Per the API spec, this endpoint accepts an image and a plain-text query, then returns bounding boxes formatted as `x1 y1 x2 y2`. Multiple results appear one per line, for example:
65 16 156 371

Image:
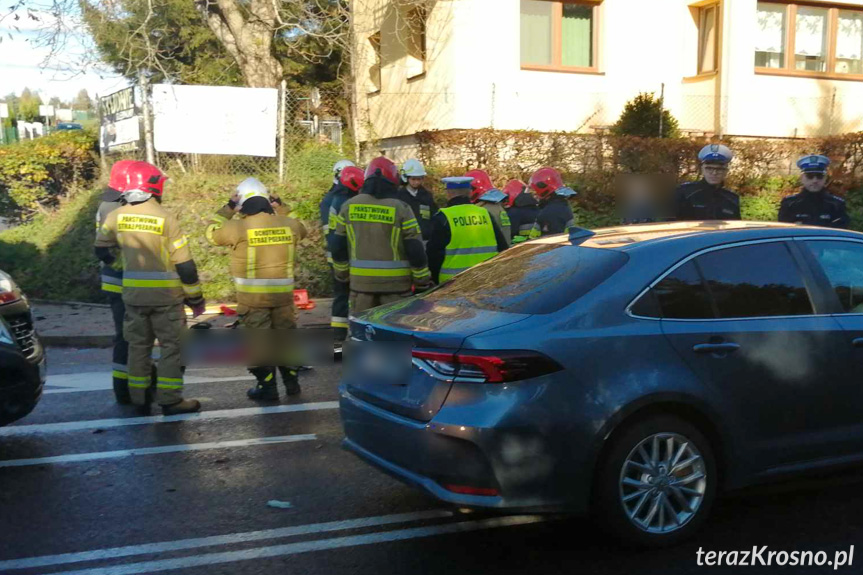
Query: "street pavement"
2 348 863 574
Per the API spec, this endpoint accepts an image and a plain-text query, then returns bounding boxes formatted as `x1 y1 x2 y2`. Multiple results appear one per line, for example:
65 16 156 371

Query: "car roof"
528 221 863 251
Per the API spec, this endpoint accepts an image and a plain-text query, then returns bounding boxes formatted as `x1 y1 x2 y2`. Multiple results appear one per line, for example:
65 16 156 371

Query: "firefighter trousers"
108 293 129 391
237 304 299 386
329 265 350 342
349 291 412 315
124 303 186 406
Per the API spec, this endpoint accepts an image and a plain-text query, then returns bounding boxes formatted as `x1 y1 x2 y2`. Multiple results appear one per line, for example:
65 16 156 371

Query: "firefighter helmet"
125 161 167 198
529 167 566 200
503 179 526 208
365 156 400 185
235 177 269 207
108 160 136 193
340 166 365 192
465 169 494 203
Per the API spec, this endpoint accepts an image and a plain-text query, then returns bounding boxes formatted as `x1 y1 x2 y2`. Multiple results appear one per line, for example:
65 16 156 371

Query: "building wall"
353 0 863 154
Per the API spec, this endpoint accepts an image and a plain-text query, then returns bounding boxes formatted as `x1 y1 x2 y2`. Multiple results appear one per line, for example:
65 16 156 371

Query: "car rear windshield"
423 243 630 314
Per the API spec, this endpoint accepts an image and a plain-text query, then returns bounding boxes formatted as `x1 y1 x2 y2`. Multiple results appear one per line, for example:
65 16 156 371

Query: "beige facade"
353 0 863 160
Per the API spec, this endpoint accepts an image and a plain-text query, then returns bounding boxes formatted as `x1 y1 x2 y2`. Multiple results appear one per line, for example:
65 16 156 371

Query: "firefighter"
427 176 509 284
206 177 308 400
779 155 849 228
320 159 355 351
398 158 439 242
94 161 204 415
466 169 511 247
530 167 578 236
503 179 538 244
673 144 740 221
331 157 432 315
95 159 134 404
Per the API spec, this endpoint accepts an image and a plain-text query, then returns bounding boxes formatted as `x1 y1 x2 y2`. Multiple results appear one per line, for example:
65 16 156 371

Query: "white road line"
44 373 254 395
43 515 547 575
0 401 339 437
0 510 453 571
0 434 316 468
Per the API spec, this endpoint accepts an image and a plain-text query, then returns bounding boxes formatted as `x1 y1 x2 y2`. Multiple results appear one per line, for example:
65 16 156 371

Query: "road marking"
44 373 254 395
0 510 453 571
42 515 547 575
0 401 339 436
0 434 317 468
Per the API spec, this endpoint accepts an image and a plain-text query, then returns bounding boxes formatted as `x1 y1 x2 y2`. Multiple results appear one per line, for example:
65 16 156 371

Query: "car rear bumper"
339 384 589 514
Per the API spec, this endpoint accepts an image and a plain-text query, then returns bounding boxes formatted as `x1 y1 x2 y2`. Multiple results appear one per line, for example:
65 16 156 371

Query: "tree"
18 88 42 122
612 92 680 139
73 89 93 111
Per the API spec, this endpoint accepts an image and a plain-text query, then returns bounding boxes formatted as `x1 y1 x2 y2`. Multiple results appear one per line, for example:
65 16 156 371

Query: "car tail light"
412 349 562 383
0 292 18 305
443 484 500 497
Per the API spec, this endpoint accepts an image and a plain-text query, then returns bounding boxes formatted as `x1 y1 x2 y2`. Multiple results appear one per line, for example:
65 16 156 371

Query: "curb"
31 300 111 309
41 325 333 349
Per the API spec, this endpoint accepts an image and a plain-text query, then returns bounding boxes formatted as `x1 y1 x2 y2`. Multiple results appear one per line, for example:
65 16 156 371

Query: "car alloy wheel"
619 432 707 534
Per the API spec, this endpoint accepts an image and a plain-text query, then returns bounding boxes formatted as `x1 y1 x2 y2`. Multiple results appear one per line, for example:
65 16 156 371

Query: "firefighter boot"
279 366 301 396
161 399 202 416
113 376 131 405
247 367 279 401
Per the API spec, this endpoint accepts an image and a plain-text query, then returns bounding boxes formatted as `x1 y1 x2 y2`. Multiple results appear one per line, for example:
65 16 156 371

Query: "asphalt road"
1 347 863 574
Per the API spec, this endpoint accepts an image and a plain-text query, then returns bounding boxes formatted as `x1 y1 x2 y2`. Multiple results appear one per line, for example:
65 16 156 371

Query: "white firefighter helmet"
236 177 269 207
401 158 427 178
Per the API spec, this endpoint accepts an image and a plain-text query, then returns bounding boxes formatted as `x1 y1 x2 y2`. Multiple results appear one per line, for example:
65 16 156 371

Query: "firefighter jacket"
506 192 539 243
206 204 308 308
331 192 431 294
426 196 509 284
476 200 511 247
535 195 576 236
95 188 125 294
397 185 439 241
95 198 202 307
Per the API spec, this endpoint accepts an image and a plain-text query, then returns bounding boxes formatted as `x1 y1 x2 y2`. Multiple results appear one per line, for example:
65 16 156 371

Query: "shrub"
0 130 99 221
611 92 680 139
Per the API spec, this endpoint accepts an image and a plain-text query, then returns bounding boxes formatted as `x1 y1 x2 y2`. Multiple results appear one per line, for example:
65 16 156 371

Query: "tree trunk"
199 0 284 88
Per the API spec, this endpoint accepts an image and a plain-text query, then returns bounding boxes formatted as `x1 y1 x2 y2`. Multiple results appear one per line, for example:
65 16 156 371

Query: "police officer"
779 155 849 228
94 161 205 416
320 159 355 350
466 170 511 247
331 157 432 315
673 144 740 221
503 179 538 244
206 178 308 400
427 176 510 283
398 158 439 242
530 167 577 237
95 160 134 404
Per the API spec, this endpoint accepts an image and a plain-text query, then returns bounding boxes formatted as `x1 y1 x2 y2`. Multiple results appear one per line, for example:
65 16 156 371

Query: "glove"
185 297 206 318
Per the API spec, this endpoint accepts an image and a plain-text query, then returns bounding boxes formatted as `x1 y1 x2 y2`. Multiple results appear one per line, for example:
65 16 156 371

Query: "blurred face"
407 176 424 189
702 163 728 186
801 171 827 192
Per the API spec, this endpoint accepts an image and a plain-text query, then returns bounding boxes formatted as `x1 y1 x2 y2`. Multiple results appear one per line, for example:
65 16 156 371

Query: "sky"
0 5 130 103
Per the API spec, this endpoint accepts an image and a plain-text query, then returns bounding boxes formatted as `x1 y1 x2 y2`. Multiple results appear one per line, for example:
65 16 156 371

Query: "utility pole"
658 83 665 138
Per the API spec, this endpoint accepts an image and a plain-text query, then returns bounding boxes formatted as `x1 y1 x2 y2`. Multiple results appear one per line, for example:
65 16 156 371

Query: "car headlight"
0 271 21 305
0 318 14 347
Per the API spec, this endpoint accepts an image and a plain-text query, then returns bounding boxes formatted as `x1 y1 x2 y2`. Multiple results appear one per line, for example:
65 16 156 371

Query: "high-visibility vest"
439 204 499 282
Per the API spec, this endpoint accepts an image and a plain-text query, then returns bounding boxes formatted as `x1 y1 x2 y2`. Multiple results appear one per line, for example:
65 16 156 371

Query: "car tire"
593 414 717 548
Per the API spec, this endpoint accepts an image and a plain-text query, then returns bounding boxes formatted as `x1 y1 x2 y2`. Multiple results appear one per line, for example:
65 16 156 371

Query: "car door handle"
852 338 863 348
693 342 740 354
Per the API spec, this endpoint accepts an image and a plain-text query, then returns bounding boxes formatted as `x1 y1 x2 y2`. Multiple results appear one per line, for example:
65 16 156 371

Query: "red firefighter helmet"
340 166 365 192
364 157 400 186
125 161 167 197
108 160 136 192
528 167 565 200
503 179 527 208
465 169 494 203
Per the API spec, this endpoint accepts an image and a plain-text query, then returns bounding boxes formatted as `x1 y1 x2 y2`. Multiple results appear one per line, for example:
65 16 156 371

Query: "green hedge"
0 130 99 221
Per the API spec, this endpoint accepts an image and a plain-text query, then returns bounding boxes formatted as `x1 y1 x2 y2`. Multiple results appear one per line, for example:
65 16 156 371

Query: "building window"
755 2 863 78
520 0 599 72
698 5 718 73
404 5 427 79
368 32 382 93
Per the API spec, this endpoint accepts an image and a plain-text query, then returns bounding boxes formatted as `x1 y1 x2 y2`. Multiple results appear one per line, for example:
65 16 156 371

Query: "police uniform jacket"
778 190 849 228
673 180 740 221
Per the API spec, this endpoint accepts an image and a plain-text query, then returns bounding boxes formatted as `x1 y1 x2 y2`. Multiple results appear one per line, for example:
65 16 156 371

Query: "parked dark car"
0 270 45 426
340 221 863 546
55 122 83 131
